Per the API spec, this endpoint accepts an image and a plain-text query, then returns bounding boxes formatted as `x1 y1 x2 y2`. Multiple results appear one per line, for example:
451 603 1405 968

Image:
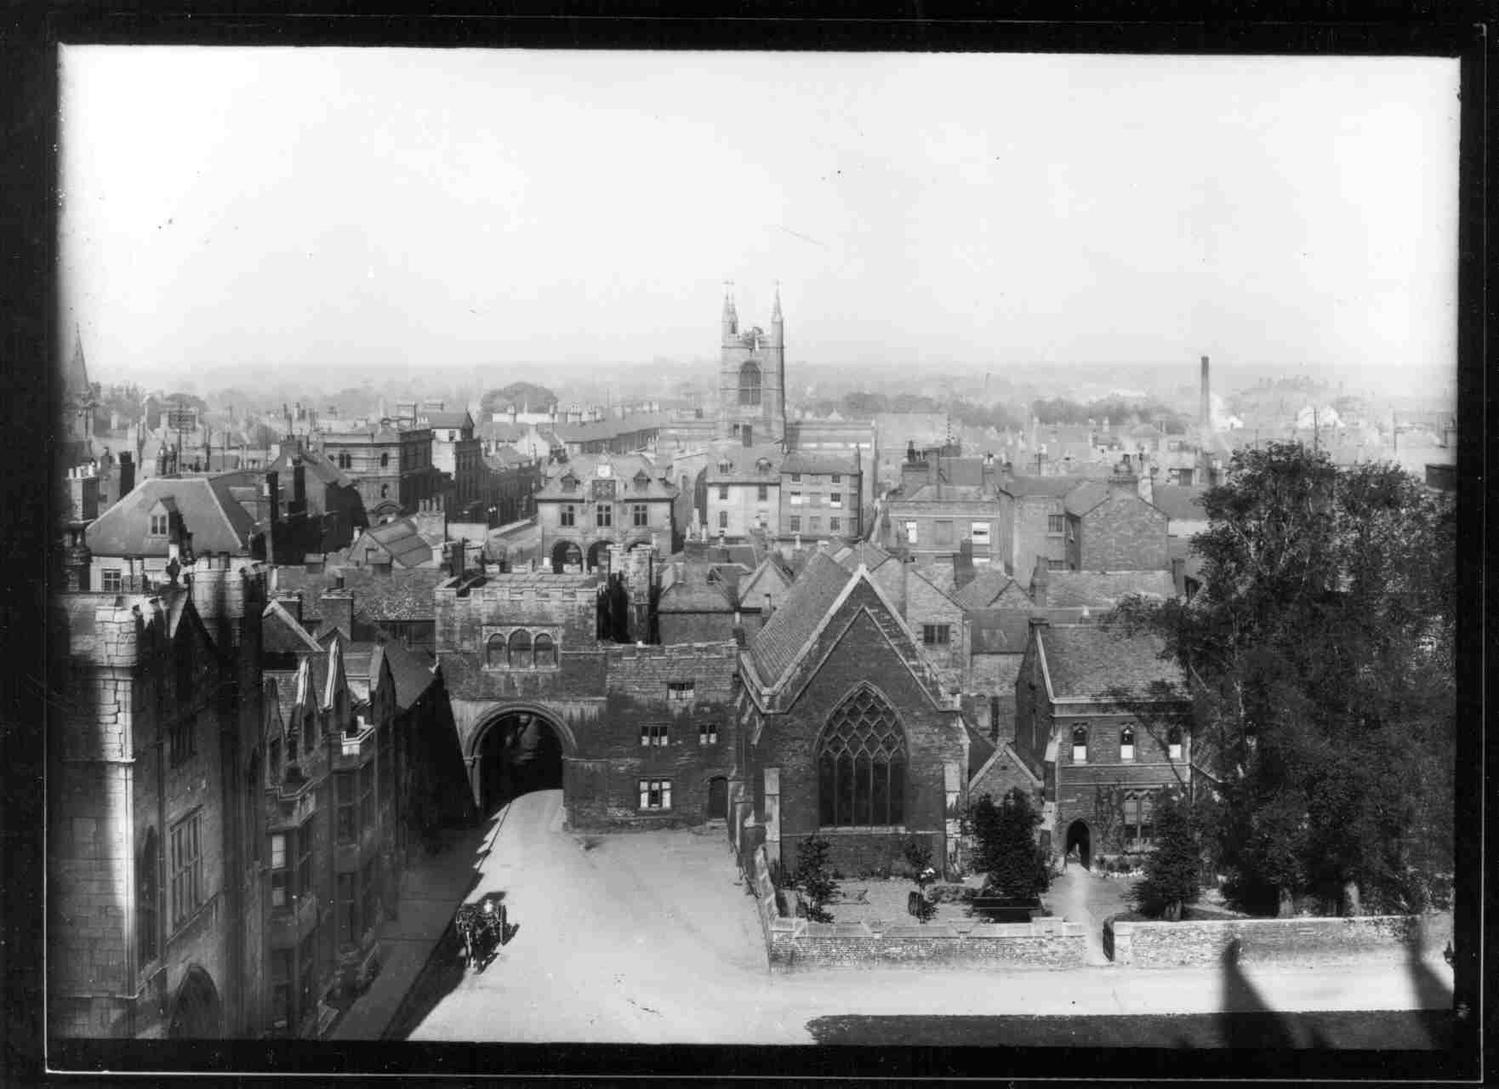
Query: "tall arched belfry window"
817 685 906 827
738 361 762 406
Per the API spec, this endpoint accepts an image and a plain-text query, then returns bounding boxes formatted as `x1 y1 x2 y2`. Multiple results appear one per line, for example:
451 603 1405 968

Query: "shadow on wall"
1406 943 1455 1049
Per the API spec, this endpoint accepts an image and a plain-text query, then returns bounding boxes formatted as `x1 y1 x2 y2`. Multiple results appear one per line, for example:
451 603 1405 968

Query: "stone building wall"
752 589 966 880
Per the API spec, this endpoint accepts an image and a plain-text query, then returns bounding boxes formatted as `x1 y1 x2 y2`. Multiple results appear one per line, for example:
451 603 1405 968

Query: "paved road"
399 789 1454 1046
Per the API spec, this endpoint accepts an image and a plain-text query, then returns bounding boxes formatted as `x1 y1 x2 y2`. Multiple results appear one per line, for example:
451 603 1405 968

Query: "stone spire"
721 281 737 339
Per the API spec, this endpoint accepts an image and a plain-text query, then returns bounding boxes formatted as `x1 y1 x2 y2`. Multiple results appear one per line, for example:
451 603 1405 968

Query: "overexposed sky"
60 48 1459 385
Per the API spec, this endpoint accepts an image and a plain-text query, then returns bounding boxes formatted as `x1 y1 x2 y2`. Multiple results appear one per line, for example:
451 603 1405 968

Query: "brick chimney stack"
1200 355 1211 437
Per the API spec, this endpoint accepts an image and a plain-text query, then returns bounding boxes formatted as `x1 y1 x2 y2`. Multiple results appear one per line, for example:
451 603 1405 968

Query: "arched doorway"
586 540 612 574
474 710 567 815
1065 819 1092 871
550 539 582 573
167 966 222 1039
705 776 728 821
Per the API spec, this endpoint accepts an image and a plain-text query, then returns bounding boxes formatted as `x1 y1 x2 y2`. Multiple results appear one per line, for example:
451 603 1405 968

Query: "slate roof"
353 519 435 568
781 451 858 476
748 550 853 686
1150 484 1209 524
261 599 324 654
549 412 669 442
535 454 676 501
832 539 895 574
374 639 438 709
85 473 260 557
419 410 474 431
703 442 784 482
1040 569 1177 609
1000 475 1092 499
483 447 533 470
268 447 354 489
901 482 991 503
952 567 1028 611
1038 624 1184 700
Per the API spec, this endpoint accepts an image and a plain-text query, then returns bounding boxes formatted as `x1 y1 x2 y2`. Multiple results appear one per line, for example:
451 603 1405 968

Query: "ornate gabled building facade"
47 562 266 1041
733 550 970 880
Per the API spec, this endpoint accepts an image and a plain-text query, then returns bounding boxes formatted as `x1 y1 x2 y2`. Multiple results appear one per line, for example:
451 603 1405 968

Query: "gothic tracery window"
738 361 762 407
817 686 907 828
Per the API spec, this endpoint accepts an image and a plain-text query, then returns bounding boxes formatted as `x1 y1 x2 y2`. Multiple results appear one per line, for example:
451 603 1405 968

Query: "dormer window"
149 512 169 536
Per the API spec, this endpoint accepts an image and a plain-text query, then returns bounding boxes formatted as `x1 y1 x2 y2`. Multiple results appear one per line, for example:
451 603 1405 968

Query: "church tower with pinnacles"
716 285 787 446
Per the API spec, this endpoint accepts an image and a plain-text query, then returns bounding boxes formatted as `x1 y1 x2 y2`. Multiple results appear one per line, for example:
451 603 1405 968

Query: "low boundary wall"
1108 912 1454 968
767 916 1086 971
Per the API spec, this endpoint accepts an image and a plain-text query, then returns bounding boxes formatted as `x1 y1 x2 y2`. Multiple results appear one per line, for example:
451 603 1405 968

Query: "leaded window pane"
817 686 907 829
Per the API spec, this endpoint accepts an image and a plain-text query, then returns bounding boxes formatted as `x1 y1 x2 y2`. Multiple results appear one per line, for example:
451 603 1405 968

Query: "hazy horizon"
61 48 1459 397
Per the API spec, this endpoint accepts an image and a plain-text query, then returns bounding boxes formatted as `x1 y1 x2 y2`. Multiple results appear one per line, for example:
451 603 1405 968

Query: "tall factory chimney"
1199 355 1211 436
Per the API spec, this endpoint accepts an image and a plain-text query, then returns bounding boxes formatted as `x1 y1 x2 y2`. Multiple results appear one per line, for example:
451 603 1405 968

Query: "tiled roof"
1063 481 1110 516
952 567 1027 611
476 420 532 443
1039 624 1184 700
86 473 259 557
483 447 533 470
748 550 852 686
1000 475 1092 499
1041 569 1177 609
1150 484 1209 523
658 569 736 612
273 565 447 622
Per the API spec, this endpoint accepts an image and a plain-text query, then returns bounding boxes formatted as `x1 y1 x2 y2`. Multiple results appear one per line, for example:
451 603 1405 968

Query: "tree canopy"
972 788 1051 901
480 382 558 417
1113 442 1455 916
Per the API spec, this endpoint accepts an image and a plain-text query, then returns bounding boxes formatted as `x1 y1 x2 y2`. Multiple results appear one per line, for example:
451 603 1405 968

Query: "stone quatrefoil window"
817 686 907 828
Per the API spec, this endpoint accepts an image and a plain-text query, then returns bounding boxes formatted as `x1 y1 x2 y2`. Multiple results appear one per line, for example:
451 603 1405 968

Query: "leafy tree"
1111 443 1455 916
1133 791 1202 920
480 382 558 417
794 835 837 923
972 789 1050 900
839 391 888 417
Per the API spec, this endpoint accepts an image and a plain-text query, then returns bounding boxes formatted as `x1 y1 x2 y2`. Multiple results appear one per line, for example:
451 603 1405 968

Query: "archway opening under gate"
167 966 222 1039
1065 819 1092 871
475 711 566 816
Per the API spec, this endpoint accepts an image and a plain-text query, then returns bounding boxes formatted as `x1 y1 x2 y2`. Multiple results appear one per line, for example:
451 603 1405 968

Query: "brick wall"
1109 913 1454 967
903 569 966 690
768 916 1085 970
1010 497 1067 576
1078 493 1169 571
1052 708 1189 855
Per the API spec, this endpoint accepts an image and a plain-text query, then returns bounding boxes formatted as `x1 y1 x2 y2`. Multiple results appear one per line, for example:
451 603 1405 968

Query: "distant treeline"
801 391 1189 435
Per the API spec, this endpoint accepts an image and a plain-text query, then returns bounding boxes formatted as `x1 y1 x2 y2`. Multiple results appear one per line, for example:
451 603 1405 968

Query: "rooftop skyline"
61 48 1458 390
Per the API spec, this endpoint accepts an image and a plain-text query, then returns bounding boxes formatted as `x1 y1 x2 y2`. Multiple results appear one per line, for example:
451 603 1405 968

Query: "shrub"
972 789 1051 900
795 835 837 923
902 835 934 877
1134 790 1203 920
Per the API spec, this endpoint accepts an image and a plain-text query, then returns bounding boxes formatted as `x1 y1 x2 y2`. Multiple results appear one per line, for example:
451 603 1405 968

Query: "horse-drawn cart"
454 898 508 969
